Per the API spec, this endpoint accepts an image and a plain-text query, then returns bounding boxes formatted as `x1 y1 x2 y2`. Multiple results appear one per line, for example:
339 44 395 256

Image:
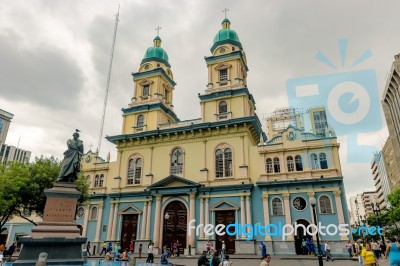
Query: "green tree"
388 188 400 222
0 156 88 232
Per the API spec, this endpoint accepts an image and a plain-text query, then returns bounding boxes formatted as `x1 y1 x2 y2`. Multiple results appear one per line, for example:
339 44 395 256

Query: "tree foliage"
0 156 88 232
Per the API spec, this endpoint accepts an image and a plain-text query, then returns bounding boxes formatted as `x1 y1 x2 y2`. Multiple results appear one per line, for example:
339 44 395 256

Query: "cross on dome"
222 8 229 19
155 26 161 37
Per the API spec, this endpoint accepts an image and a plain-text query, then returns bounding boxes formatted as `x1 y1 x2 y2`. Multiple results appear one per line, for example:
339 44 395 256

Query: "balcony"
158 118 202 129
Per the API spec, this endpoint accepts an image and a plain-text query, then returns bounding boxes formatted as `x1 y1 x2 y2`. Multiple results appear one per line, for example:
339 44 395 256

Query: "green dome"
210 19 242 53
143 46 169 62
141 36 170 67
213 28 240 44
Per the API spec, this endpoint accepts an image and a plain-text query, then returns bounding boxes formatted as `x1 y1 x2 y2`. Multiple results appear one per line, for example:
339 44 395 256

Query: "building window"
170 148 184 175
219 101 228 114
86 175 90 185
271 197 284 215
99 174 104 187
137 115 144 127
90 206 98 220
287 156 294 172
215 146 232 178
165 88 170 102
313 110 328 137
273 157 280 173
143 85 150 97
319 195 333 214
265 158 273 173
311 153 319 169
219 69 228 82
295 155 303 171
319 153 328 169
94 174 99 187
127 158 142 185
292 196 307 211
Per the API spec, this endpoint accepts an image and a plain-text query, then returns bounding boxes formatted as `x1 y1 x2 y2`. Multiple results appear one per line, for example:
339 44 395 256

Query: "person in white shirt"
325 241 333 261
146 242 154 263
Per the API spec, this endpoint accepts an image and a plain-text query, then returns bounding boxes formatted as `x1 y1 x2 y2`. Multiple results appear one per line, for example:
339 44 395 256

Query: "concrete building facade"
371 152 391 210
382 53 400 191
0 109 13 147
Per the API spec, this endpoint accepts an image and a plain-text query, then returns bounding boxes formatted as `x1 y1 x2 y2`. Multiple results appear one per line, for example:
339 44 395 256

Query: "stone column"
145 199 152 239
240 195 246 239
111 202 119 240
189 192 196 247
262 194 272 240
246 195 252 225
200 198 204 239
334 190 348 240
141 201 148 240
94 203 104 244
282 193 293 240
153 195 162 248
82 205 90 236
107 203 115 240
205 198 210 239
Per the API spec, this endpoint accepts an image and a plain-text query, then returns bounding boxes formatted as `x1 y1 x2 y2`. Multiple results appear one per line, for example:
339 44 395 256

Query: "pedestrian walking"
146 242 154 263
362 243 377 266
385 237 400 266
100 241 107 255
346 241 353 258
86 241 91 256
325 241 333 261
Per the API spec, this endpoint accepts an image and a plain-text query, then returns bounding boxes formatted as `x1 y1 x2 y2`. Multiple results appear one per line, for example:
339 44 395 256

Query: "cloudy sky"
1 0 399 203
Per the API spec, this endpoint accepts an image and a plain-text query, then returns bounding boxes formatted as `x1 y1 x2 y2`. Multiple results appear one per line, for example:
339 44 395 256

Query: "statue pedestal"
14 183 87 266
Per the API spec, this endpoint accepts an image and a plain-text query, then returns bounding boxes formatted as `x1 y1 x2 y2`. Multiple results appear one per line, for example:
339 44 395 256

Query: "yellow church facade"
78 18 350 256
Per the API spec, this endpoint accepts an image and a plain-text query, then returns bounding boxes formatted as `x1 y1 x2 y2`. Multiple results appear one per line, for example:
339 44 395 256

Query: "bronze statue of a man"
56 131 84 182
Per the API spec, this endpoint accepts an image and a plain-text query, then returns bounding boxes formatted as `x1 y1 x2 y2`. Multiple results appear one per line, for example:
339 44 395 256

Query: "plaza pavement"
120 256 390 266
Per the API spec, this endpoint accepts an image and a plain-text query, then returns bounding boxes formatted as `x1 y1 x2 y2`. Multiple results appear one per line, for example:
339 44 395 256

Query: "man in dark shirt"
198 251 209 266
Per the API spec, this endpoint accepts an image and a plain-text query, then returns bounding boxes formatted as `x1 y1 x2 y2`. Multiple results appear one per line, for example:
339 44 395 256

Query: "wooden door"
164 201 187 254
120 214 138 250
215 210 236 254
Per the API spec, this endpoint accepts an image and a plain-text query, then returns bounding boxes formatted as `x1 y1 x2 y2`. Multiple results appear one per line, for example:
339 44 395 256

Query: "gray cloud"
0 28 85 110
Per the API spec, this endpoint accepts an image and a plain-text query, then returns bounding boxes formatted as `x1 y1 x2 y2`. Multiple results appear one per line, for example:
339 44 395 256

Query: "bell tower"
199 17 256 123
122 29 179 134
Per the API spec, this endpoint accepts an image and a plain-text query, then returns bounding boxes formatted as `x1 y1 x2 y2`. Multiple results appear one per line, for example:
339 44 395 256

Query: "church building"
77 17 350 256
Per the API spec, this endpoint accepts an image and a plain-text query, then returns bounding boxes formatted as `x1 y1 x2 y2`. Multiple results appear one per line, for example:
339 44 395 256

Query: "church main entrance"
120 214 138 250
294 219 310 255
215 210 236 254
163 201 187 254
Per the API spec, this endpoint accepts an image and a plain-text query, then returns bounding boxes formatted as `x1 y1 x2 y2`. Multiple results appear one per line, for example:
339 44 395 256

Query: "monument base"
14 237 87 265
14 182 86 265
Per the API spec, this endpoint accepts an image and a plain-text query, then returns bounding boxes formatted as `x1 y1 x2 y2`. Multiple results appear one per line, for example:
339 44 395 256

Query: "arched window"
265 158 273 173
273 157 280 173
287 156 294 172
94 174 99 187
127 157 142 185
295 155 303 171
215 146 232 178
219 101 228 114
99 174 104 187
311 154 319 169
136 114 144 127
319 153 328 169
143 85 150 97
170 148 184 175
271 197 284 215
219 69 228 82
86 175 90 184
90 206 98 220
319 195 332 214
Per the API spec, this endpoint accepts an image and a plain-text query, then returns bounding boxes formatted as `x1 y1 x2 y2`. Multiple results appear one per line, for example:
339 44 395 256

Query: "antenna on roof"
97 4 120 156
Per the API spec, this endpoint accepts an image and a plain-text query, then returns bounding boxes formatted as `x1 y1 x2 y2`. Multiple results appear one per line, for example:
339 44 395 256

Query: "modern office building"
382 53 400 190
361 191 377 217
371 152 391 210
382 137 400 190
0 144 31 164
349 194 366 227
0 109 13 147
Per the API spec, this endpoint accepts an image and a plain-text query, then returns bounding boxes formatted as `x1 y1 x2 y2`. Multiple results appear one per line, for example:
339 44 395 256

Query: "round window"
292 196 307 211
77 206 85 218
144 65 149 70
220 47 225 53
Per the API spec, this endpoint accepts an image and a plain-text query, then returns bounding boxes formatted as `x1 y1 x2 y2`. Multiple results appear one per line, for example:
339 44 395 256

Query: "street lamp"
310 197 324 266
371 203 386 250
164 213 170 250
